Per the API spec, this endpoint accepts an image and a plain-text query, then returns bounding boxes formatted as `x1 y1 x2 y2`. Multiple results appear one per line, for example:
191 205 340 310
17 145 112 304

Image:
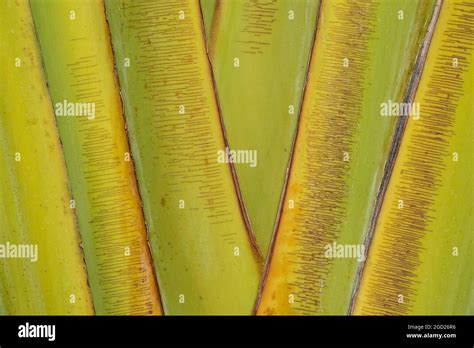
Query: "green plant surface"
257 0 436 315
105 0 262 315
30 0 162 315
354 0 474 315
0 0 93 314
200 0 216 43
210 0 320 256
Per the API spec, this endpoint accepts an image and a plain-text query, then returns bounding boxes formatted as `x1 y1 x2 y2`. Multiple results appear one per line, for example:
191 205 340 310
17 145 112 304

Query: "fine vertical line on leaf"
348 0 444 315
252 0 323 314
102 0 164 315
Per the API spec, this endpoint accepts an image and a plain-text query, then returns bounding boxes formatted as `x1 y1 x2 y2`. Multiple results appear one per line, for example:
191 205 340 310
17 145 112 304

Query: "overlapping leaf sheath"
0 0 93 314
105 0 262 314
353 0 474 315
257 0 437 315
29 0 162 315
210 0 320 255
